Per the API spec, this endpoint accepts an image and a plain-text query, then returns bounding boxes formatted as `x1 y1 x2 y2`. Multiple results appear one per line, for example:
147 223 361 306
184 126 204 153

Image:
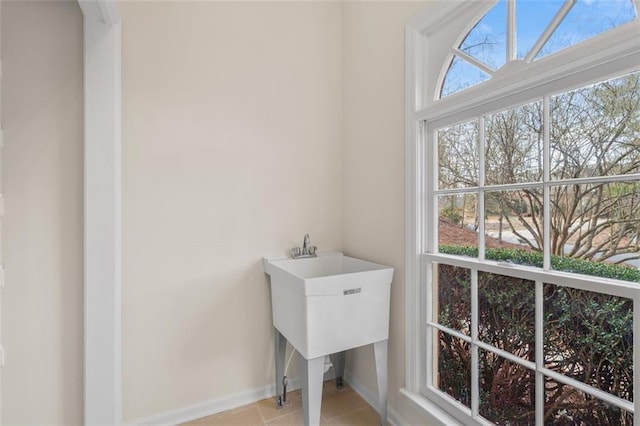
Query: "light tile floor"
181 379 381 425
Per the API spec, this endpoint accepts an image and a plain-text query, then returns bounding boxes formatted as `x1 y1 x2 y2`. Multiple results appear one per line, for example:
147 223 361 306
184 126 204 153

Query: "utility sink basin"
264 251 394 425
263 252 393 360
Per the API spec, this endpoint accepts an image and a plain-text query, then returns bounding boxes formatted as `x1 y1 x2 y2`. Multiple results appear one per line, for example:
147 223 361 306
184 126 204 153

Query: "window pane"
537 0 637 60
479 272 535 361
440 55 491 98
485 101 544 185
459 0 506 69
485 188 544 259
438 120 479 189
479 349 536 425
551 72 640 180
436 264 471 335
544 378 633 425
544 283 633 402
550 183 640 282
438 194 478 256
436 330 471 409
516 0 564 59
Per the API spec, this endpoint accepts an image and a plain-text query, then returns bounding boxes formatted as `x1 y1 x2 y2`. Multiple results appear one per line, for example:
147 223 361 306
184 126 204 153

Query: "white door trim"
77 1 122 424
0 1 4 422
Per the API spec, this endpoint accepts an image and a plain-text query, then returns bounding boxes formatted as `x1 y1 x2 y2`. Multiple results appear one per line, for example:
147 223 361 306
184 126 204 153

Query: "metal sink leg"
302 356 325 426
374 340 388 426
274 328 287 409
330 351 346 389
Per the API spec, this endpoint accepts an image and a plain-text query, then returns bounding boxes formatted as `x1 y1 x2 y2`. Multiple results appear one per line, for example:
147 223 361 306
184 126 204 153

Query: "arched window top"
440 0 639 99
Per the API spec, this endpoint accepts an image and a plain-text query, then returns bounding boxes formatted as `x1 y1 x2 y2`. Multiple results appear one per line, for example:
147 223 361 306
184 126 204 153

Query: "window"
406 1 640 425
440 0 638 98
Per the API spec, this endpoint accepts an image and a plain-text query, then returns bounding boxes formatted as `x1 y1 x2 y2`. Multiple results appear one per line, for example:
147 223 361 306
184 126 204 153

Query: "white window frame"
403 2 640 425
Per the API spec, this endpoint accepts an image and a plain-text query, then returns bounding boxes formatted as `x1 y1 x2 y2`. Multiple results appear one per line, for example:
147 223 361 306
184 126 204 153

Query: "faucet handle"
291 247 301 258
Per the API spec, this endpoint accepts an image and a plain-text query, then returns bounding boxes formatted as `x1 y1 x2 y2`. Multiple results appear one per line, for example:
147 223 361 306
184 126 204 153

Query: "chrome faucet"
291 233 317 259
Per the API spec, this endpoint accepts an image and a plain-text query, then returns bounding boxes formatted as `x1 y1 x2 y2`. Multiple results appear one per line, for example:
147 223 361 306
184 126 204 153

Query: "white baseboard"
126 368 410 426
126 371 335 425
343 371 406 426
125 380 289 426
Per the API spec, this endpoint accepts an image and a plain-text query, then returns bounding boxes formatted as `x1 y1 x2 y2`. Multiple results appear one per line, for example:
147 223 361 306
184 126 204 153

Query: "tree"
548 74 640 262
438 72 640 263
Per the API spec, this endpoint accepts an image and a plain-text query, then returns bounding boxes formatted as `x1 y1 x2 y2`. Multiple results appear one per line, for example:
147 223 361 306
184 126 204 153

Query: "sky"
442 0 638 97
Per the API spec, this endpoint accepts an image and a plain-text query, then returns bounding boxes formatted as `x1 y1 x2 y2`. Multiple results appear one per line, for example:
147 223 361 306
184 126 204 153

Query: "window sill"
399 388 463 426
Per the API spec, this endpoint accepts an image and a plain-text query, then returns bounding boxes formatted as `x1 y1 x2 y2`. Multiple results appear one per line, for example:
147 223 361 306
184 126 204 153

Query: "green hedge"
439 245 640 282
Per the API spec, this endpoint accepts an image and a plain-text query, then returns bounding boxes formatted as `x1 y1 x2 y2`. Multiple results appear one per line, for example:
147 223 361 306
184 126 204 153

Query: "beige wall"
0 0 458 424
121 2 343 420
1 1 84 424
341 2 444 424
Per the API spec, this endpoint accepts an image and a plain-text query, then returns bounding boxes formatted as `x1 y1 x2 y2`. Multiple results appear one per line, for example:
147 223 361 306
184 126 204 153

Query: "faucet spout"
302 233 311 254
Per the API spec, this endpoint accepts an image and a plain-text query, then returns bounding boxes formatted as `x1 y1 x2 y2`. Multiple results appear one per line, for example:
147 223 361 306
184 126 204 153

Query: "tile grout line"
184 379 373 425
255 402 267 426
260 393 303 424
328 406 372 425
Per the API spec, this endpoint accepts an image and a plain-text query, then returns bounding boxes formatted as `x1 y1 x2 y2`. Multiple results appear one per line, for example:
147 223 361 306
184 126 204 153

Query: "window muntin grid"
440 0 639 99
427 260 636 425
425 71 640 424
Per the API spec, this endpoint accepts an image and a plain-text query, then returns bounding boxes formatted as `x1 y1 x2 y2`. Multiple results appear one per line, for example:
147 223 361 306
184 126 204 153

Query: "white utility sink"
263 252 393 426
263 252 393 359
